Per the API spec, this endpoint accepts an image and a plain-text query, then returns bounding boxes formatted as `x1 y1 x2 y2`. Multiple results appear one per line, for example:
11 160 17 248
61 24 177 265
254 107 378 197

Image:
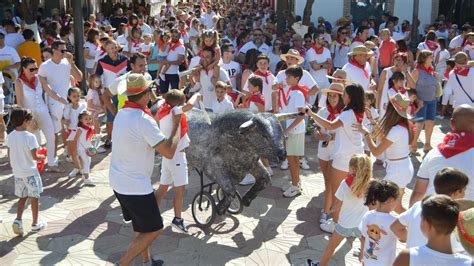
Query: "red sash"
416 64 434 75
79 125 95 141
425 40 438 51
327 104 342 121
19 73 37 90
349 58 369 79
122 100 153 117
454 67 469 77
244 93 265 108
254 70 272 85
169 41 183 52
156 103 188 138
438 131 474 158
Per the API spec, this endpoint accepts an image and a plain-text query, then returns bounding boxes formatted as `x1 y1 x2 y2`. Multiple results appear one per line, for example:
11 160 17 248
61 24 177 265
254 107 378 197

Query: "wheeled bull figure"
185 109 302 216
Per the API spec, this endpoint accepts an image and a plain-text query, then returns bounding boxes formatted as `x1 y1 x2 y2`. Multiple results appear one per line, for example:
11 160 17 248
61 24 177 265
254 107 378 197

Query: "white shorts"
384 158 414 188
331 149 363 172
317 141 334 161
48 101 65 133
15 174 43 198
160 151 188 187
286 133 305 156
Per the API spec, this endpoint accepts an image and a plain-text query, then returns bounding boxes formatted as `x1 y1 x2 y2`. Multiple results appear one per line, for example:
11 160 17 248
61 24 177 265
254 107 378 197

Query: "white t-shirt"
123 40 142 55
435 30 449 39
306 47 331 88
165 43 185 75
242 72 276 111
157 104 190 152
397 201 425 248
417 147 474 200
335 179 369 228
63 102 87 130
139 43 153 56
116 35 127 47
409 245 472 265
449 35 465 50
463 44 474 61
276 68 317 107
5 33 25 48
0 45 21 78
267 51 281 74
331 41 350 68
6 130 39 178
281 89 305 134
38 58 72 100
385 125 410 159
84 42 99 69
359 210 398 266
445 68 474 108
86 89 101 108
221 61 241 90
140 23 153 36
239 41 271 55
342 61 372 91
211 98 234 114
333 110 365 157
434 48 450 74
109 108 165 195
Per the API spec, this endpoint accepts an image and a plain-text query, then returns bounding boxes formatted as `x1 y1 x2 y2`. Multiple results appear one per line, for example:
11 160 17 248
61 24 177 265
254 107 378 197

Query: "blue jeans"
106 95 119 122
415 99 437 123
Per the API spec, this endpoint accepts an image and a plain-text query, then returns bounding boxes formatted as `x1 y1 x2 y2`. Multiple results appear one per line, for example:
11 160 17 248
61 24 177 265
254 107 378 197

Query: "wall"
294 0 344 27
394 0 433 33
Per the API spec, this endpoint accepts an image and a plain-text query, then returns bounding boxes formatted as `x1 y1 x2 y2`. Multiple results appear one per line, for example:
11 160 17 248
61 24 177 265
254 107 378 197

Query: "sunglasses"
274 42 281 46
56 49 67 54
341 32 348 35
28 67 39 72
305 40 312 43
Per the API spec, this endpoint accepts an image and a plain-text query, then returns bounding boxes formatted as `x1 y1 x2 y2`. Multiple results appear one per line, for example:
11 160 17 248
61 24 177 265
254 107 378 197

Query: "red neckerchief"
131 38 141 47
290 85 309 100
19 73 37 90
244 92 265 108
346 109 364 123
180 29 187 37
438 131 474 158
169 41 183 52
345 173 355 186
336 38 348 52
349 57 369 79
327 104 342 121
312 45 324 55
454 66 470 77
122 100 153 117
464 40 474 47
79 125 94 141
227 92 239 102
425 40 438 51
393 85 407 94
156 103 188 138
416 63 434 75
352 36 363 43
254 70 271 85
444 66 453 79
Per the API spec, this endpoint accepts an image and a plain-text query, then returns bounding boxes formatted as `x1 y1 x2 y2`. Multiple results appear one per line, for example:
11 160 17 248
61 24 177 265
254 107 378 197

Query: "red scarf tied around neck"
156 103 188 138
416 63 434 75
19 73 37 90
80 125 95 141
326 104 342 121
169 41 183 52
438 131 474 158
349 57 369 79
454 66 470 77
244 93 265 108
352 36 364 44
425 40 439 51
254 70 272 85
122 100 153 117
312 45 324 55
336 38 348 52
290 85 309 101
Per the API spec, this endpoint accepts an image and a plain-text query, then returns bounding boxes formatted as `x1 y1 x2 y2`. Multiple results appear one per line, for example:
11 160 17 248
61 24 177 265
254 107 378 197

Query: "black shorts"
114 191 164 233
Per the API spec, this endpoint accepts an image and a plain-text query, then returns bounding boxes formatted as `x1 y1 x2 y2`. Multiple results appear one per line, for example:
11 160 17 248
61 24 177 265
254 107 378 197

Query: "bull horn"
274 112 305 121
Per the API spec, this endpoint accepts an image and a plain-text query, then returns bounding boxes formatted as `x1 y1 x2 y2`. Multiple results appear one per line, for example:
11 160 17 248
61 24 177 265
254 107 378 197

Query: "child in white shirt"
7 107 46 235
86 74 104 135
154 90 201 233
307 154 372 266
211 81 234 114
156 31 170 80
74 111 96 186
139 34 153 57
359 179 399 266
363 91 379 155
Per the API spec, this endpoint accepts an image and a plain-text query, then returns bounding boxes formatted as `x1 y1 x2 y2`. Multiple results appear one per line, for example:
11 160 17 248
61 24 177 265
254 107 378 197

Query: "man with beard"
160 28 185 93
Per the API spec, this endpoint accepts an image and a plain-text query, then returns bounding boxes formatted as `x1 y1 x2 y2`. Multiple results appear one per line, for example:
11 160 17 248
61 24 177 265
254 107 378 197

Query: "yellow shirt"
17 41 42 65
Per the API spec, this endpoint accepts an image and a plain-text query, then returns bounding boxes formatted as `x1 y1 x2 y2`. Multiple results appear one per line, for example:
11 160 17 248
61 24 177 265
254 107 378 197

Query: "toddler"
211 81 234 114
139 34 153 57
74 111 96 186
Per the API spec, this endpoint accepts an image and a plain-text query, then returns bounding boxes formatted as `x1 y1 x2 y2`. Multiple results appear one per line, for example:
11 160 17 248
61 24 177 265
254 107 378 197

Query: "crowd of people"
1 0 474 265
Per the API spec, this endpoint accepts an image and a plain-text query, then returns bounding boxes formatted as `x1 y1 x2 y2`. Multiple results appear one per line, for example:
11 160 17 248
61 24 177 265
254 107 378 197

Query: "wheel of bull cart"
191 191 216 228
216 187 244 215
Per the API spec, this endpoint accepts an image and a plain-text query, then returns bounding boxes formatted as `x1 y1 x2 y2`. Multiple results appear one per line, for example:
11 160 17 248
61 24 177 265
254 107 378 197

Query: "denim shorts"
335 223 362 238
415 99 437 123
106 95 119 122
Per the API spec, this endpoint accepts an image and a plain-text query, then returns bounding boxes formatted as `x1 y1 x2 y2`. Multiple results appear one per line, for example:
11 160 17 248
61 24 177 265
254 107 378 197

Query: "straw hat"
321 83 344 95
348 45 374 56
280 49 305 65
388 93 412 119
455 205 474 256
326 69 348 81
118 73 153 96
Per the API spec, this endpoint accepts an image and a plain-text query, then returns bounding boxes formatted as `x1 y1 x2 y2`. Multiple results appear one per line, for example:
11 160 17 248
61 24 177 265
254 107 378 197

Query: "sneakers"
280 159 288 170
320 210 329 224
283 184 302 198
97 146 107 154
306 259 319 266
31 221 46 232
12 219 23 235
239 174 255 185
300 158 310 170
320 218 336 233
65 155 73 163
171 217 188 233
83 177 94 186
69 168 81 177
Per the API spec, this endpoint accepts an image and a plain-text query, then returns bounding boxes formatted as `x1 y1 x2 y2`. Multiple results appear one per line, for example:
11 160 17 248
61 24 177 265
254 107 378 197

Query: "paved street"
0 118 450 265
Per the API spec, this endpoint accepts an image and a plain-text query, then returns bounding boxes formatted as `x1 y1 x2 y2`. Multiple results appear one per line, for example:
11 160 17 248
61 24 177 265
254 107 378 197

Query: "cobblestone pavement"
0 118 450 265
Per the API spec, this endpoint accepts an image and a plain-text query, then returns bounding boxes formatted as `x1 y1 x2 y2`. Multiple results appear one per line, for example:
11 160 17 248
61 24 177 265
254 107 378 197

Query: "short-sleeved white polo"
165 44 185 75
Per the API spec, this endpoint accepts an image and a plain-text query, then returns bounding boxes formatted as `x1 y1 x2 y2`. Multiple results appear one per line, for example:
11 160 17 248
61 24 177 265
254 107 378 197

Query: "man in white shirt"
0 32 21 80
38 40 82 168
160 28 185 93
410 105 474 206
2 20 24 49
220 43 241 91
350 26 369 52
110 73 182 266
342 45 375 91
449 24 472 55
306 34 332 107
138 14 153 36
445 53 474 108
200 8 215 29
237 28 271 63
435 21 450 39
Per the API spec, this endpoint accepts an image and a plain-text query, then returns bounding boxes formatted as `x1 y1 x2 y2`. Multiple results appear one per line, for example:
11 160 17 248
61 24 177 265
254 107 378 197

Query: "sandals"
410 148 420 156
423 145 433 153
